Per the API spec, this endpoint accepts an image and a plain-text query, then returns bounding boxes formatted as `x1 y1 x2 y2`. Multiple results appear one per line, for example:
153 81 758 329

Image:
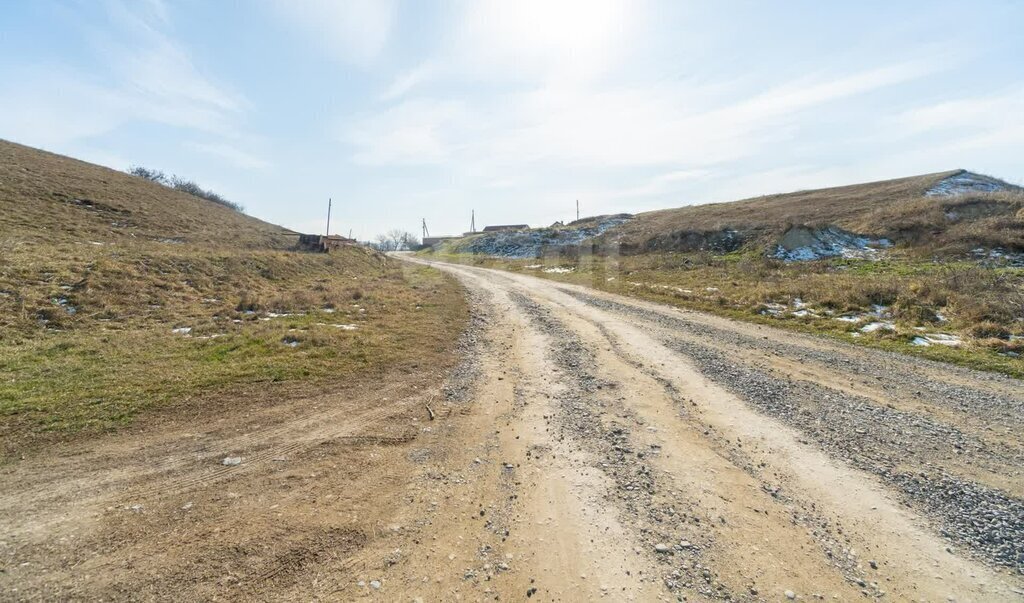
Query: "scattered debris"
53 297 77 315
970 247 1024 267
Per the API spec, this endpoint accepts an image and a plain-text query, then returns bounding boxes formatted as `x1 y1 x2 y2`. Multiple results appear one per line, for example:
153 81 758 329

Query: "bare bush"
126 166 243 212
128 166 169 185
372 229 420 251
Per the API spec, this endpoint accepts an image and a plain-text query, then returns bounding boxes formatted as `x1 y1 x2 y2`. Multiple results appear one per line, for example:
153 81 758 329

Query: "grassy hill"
613 170 1023 255
429 170 1022 260
1 140 293 248
0 140 467 457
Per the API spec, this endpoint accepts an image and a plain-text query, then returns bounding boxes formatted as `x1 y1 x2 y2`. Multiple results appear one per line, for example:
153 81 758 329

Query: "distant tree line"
128 166 244 212
371 229 419 252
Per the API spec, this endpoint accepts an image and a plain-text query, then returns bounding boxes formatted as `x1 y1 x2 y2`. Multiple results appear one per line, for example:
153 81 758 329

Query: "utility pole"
576 199 579 222
422 218 430 239
325 198 332 236
470 209 476 233
348 228 352 240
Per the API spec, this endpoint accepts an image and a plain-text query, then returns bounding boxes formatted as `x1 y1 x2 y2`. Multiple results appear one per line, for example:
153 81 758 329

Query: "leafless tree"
372 229 420 251
373 233 397 252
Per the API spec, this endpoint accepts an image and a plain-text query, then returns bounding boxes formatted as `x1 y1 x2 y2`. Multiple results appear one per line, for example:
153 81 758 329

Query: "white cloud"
0 73 126 148
380 62 437 101
691 165 857 204
613 169 713 199
269 0 395 67
896 88 1024 148
0 0 261 171
346 98 472 165
868 88 1024 184
118 40 243 115
455 0 636 82
347 61 936 174
722 61 938 121
93 0 247 136
187 142 271 170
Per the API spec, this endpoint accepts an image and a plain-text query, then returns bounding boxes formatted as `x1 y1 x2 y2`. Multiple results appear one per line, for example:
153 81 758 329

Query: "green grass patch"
0 247 467 455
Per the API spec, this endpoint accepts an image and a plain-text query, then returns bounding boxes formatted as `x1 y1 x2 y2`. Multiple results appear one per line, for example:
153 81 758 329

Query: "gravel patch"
666 337 1024 572
564 289 1024 573
440 287 492 405
563 289 1023 430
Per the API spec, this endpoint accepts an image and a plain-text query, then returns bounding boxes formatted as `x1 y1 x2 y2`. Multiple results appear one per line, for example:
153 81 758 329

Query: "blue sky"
2 1 1023 239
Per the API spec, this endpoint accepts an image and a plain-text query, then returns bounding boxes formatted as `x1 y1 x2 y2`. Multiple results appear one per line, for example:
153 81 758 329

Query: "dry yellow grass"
610 170 1023 253
424 169 1022 377
430 250 1024 378
0 140 468 457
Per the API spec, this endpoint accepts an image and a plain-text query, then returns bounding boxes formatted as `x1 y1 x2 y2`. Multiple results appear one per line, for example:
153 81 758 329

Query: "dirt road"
3 259 1023 601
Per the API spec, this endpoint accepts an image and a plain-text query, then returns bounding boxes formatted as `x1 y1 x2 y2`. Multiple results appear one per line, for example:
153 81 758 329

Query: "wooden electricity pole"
325 198 332 236
576 199 579 222
422 218 430 239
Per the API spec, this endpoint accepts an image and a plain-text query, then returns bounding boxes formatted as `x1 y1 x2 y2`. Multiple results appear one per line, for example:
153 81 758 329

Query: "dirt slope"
4 256 1021 601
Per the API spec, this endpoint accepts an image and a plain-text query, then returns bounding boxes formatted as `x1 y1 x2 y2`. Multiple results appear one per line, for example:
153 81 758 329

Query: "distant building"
422 236 457 247
296 234 355 252
482 224 529 232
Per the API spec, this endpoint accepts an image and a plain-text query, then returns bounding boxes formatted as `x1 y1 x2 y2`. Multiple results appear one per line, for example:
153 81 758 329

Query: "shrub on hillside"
128 166 169 185
127 165 243 212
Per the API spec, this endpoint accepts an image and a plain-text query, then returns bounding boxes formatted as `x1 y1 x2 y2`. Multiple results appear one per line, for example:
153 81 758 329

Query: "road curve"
2 256 1021 601
389 256 1024 602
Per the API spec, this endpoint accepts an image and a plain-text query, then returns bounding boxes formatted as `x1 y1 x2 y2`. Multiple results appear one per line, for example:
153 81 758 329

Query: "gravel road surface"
2 256 1021 601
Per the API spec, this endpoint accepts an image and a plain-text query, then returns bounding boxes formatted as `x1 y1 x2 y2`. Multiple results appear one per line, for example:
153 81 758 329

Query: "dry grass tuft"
433 250 1024 378
0 140 469 457
606 170 1023 255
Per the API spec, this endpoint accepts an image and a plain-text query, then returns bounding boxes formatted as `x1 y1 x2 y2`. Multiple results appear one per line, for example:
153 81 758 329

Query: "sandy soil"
2 258 1022 602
